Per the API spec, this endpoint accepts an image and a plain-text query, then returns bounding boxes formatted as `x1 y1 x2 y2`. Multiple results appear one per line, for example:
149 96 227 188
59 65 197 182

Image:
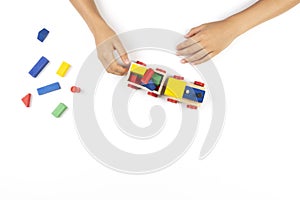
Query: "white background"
1 0 300 199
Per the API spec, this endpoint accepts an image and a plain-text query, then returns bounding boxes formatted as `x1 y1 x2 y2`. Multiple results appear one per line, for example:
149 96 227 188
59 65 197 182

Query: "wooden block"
37 28 49 42
28 56 49 78
71 86 81 93
151 73 163 86
129 74 138 83
164 78 186 99
141 68 155 84
37 82 61 95
21 93 31 107
56 61 71 77
130 63 147 75
52 103 68 118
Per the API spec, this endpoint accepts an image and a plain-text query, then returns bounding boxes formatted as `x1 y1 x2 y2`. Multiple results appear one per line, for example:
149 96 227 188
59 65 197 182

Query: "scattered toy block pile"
22 28 81 118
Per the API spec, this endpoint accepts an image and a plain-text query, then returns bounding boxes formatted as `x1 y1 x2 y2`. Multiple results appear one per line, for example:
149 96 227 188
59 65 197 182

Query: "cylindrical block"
71 86 81 93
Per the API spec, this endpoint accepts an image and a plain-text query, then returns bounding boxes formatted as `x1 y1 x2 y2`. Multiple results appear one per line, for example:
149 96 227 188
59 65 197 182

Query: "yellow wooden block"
164 78 186 99
130 63 147 75
56 61 71 77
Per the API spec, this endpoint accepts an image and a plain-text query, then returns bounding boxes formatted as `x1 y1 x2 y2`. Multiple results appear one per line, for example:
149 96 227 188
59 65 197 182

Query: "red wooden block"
194 81 205 87
147 92 158 98
141 68 154 84
167 98 178 104
136 61 146 66
173 75 184 80
187 105 198 109
156 68 166 74
71 86 81 93
22 93 31 107
129 74 138 83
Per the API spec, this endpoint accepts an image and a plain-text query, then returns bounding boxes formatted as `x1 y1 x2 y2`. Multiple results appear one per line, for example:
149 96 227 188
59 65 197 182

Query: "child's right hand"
94 24 130 76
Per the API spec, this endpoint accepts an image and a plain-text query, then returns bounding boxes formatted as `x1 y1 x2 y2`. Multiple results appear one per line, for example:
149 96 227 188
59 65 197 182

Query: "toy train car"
126 61 206 109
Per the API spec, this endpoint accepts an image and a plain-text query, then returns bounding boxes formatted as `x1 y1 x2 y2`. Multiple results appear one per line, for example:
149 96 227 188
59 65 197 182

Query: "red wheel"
187 105 198 109
173 75 184 80
128 84 139 89
167 98 178 103
147 92 158 98
156 68 166 74
194 81 205 87
136 61 146 66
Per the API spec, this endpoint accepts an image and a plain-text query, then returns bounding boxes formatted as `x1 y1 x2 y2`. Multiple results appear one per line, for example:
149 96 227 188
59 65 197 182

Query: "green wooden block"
52 103 68 118
151 73 163 86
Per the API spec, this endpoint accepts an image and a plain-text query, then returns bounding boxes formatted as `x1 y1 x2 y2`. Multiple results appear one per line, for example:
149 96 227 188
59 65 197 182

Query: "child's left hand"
176 20 238 65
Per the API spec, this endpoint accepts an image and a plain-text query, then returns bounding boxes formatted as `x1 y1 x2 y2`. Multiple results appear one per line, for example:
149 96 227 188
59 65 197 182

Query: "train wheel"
194 81 205 87
156 68 166 74
128 84 139 89
136 61 146 66
187 105 198 109
173 75 184 80
167 98 178 103
147 92 158 98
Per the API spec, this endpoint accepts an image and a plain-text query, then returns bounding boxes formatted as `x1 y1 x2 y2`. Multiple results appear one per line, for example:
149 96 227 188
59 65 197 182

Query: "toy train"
126 61 206 109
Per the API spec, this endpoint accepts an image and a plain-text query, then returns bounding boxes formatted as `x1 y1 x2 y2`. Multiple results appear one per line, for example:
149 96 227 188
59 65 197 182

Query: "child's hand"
94 25 130 76
176 20 238 65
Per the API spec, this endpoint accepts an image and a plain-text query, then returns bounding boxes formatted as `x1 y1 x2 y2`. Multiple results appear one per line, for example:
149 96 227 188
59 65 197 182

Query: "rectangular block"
141 68 155 84
142 80 156 91
151 73 163 86
56 61 71 77
164 78 186 99
52 103 68 118
130 63 147 75
37 82 61 95
129 73 138 83
29 56 49 78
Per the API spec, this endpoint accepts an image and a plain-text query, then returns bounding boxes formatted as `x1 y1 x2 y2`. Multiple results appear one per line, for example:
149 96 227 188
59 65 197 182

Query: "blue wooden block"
183 86 205 103
37 28 49 42
142 80 156 91
37 82 61 95
29 56 49 78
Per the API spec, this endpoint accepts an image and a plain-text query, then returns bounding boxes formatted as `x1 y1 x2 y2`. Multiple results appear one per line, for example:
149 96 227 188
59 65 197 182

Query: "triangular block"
22 93 31 107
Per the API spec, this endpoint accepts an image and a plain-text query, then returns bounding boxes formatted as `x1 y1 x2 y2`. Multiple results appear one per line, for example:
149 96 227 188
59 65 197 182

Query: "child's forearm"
227 0 300 36
70 0 107 36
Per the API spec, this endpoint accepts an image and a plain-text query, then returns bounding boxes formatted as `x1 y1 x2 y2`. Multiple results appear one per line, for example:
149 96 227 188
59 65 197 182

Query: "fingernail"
125 58 130 64
181 59 186 64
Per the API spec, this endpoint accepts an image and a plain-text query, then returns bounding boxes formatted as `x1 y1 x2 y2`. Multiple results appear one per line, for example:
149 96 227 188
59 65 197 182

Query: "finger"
107 61 129 76
183 49 210 63
106 68 123 76
185 26 202 38
114 39 130 65
176 36 199 50
191 52 214 65
177 42 204 56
